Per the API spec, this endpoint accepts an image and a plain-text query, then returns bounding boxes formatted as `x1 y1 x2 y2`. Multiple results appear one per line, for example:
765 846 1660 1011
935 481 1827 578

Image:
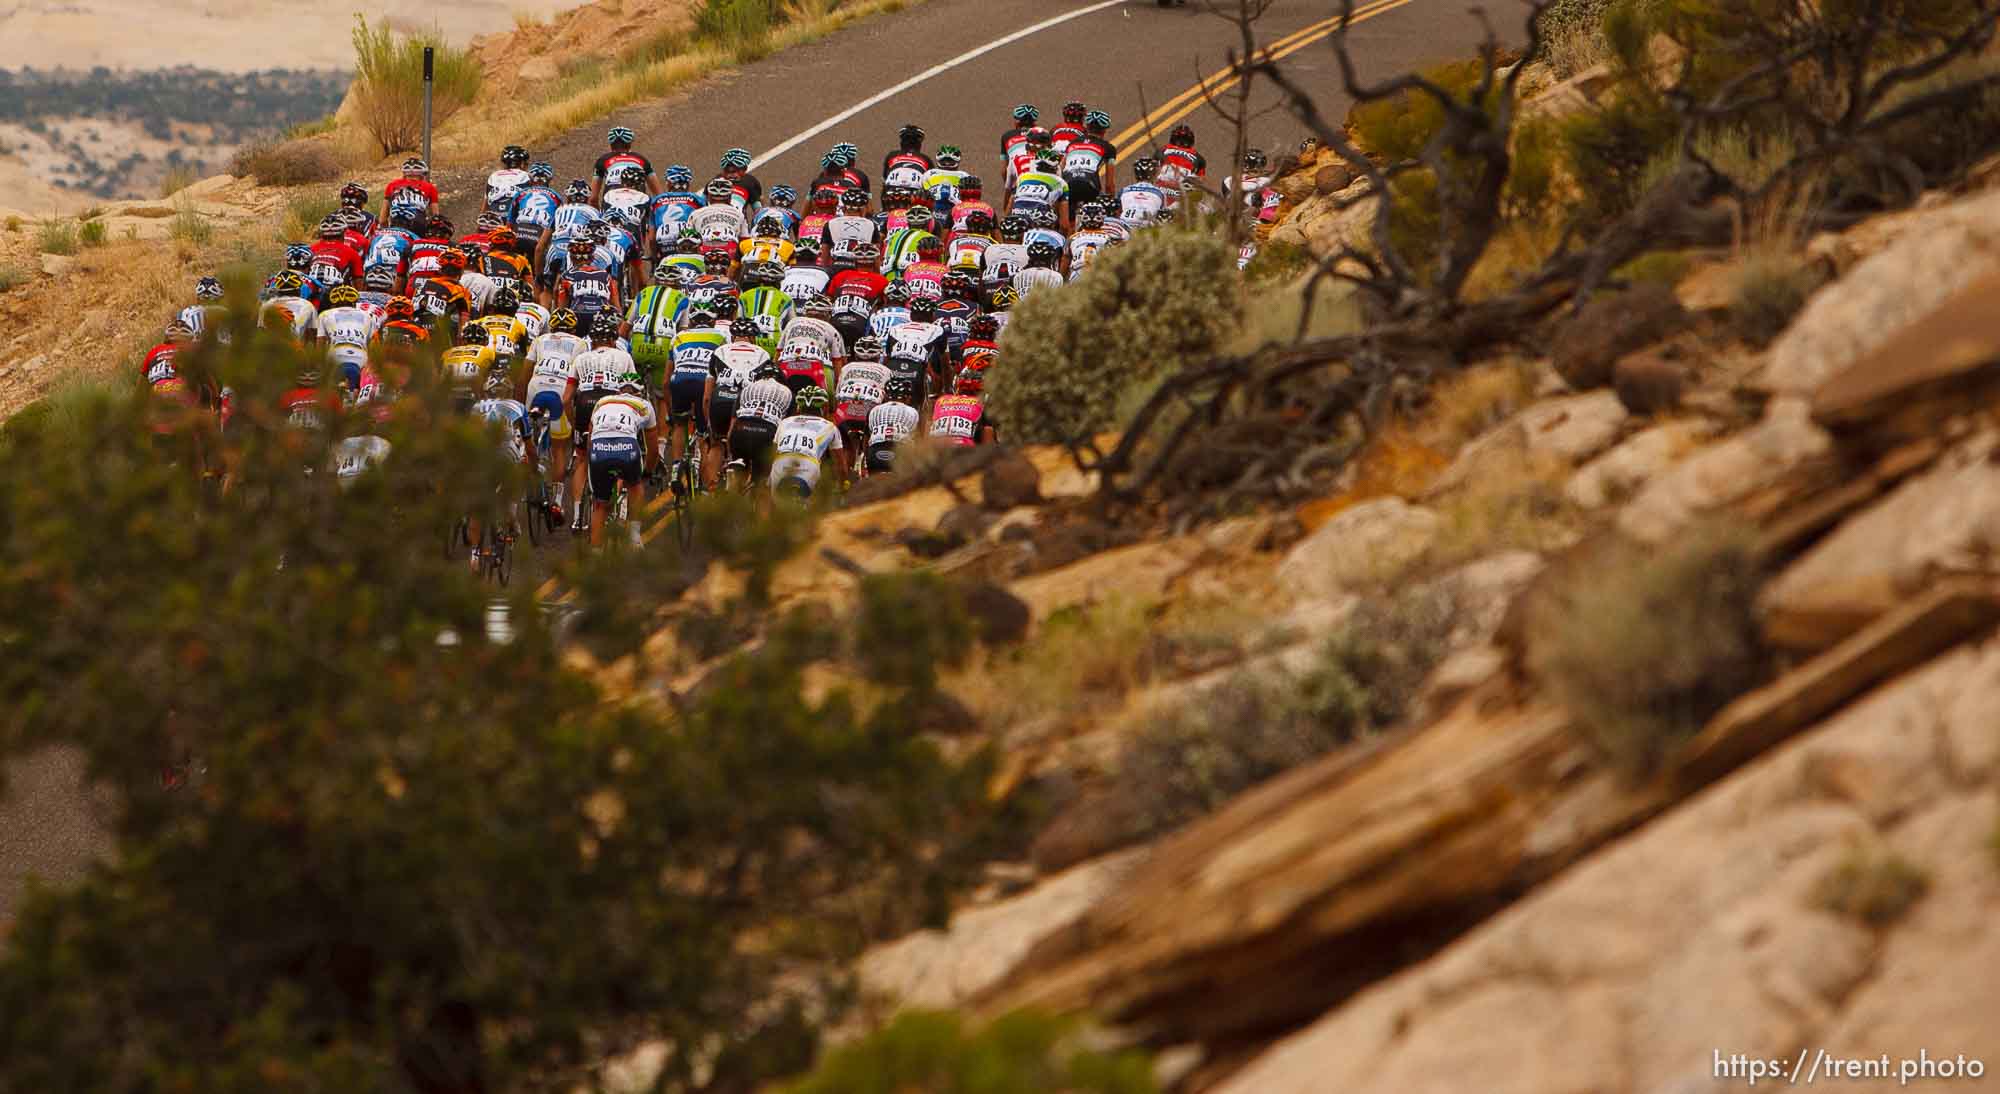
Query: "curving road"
11 0 1509 924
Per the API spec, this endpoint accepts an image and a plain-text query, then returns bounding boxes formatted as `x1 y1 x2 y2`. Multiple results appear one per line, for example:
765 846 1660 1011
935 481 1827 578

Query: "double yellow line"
1113 0 1419 159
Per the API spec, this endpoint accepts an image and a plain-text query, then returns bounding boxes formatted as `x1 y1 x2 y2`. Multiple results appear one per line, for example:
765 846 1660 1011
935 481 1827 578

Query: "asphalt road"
10 0 1511 925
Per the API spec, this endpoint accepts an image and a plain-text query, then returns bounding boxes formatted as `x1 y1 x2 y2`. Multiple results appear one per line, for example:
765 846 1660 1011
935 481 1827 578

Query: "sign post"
421 46 435 166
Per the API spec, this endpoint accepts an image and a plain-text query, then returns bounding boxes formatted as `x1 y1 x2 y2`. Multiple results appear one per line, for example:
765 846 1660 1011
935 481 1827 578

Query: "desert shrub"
0 265 24 294
696 0 780 48
157 163 200 198
280 192 340 242
1556 87 1678 229
621 24 693 67
1613 249 1692 287
35 218 78 255
1528 522 1769 778
1116 584 1458 835
1729 253 1823 345
791 1009 1155 1094
229 139 342 185
285 114 339 140
1242 238 1310 282
989 229 1238 443
349 15 483 155
4 215 20 231
77 218 107 248
1427 458 1579 568
170 196 213 245
1348 58 1492 162
1813 847 1930 926
1422 358 1540 447
1540 0 1616 78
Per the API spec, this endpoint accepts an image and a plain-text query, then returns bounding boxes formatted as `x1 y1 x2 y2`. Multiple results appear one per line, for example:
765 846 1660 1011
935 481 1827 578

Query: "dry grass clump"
1812 846 1929 927
229 140 343 186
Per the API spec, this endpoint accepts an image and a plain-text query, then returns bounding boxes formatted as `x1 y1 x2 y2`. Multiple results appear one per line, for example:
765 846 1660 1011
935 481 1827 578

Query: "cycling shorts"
668 375 709 433
769 454 820 500
866 441 899 473
327 344 367 391
709 395 738 428
728 417 778 471
528 389 569 440
588 436 643 501
1062 172 1103 204
572 390 608 442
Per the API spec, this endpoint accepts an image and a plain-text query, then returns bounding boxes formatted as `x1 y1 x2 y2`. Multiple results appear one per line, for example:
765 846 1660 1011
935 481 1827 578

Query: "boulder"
1518 390 1629 464
1760 431 2000 650
1613 351 1687 416
1565 420 1716 510
1430 550 1545 645
1275 497 1440 598
1762 186 2000 397
1314 163 1355 194
1267 176 1374 257
1809 270 2000 446
1550 284 1690 391
1031 791 1152 873
39 254 72 278
979 448 1042 510
1617 398 1835 543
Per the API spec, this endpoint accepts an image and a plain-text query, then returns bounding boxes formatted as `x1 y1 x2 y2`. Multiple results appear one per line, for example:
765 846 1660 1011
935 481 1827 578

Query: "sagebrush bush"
1729 253 1822 346
35 218 78 256
1528 522 1768 778
790 1009 1156 1094
0 265 24 294
1813 847 1929 926
229 139 342 186
77 219 107 248
349 15 482 155
157 163 199 198
989 229 1239 443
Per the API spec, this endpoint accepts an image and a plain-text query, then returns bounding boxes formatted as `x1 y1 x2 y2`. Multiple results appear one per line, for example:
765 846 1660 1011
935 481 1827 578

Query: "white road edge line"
749 0 1133 171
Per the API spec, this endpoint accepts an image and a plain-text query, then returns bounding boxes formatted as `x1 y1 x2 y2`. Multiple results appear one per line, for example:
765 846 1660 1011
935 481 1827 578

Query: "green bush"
157 163 200 198
77 218 107 248
1348 58 1491 162
35 218 78 255
696 0 779 48
280 191 340 242
989 229 1239 443
1812 847 1930 926
1556 87 1678 229
1528 522 1769 778
0 265 23 294
229 139 342 186
170 196 213 245
349 15 482 155
791 1009 1157 1094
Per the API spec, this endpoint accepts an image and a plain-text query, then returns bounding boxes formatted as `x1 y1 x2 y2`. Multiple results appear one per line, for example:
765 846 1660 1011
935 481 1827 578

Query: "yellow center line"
1109 0 1398 151
1116 0 1420 159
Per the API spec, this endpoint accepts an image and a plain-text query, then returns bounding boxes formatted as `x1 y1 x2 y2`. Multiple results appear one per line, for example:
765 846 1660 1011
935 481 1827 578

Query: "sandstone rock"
39 254 72 278
1617 398 1834 543
935 502 993 545
1760 431 2000 650
960 580 1031 645
1565 420 1715 510
1519 389 1629 464
517 55 561 83
1031 791 1151 873
859 849 1147 1011
1267 176 1374 256
1810 270 2000 445
979 448 1042 510
1550 284 1689 391
1763 187 2000 397
1413 643 1507 722
1275 497 1440 598
1613 351 1686 416
1431 550 1545 645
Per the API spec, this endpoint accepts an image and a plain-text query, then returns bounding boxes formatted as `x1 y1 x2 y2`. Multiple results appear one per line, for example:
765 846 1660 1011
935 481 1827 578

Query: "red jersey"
958 338 998 377
383 177 439 212
949 200 996 234
279 387 341 433
1051 123 1086 151
900 261 947 299
595 151 653 185
828 268 888 303
308 240 364 287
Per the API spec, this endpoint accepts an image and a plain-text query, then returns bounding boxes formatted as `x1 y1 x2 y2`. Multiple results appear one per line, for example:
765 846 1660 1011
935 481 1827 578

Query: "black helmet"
997 215 1027 242
620 165 647 188
881 281 910 306
285 243 312 271
550 308 579 332
194 275 225 301
907 295 937 321
729 316 762 340
1132 156 1159 180
339 181 368 207
941 271 976 300
1078 201 1106 226
751 362 784 383
502 144 529 167
460 321 487 344
1062 101 1087 122
1243 148 1268 171
1169 123 1195 145
591 313 621 340
964 210 996 235
564 180 591 202
968 313 999 339
960 174 983 195
885 375 917 403
839 189 868 209
492 287 520 314
1027 241 1060 264
899 123 925 146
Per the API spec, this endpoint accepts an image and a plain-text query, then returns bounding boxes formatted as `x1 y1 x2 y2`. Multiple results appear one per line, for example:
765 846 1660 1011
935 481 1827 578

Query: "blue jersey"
551 202 600 244
648 191 702 236
670 329 725 381
867 305 911 342
512 185 562 233
756 207 802 236
365 228 414 272
471 398 531 459
1024 226 1066 252
594 226 638 279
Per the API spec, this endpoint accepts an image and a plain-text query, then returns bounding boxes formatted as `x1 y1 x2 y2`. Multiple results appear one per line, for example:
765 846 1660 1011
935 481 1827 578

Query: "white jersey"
527 331 589 398
982 242 1030 286
589 392 657 440
1066 230 1113 281
770 415 843 493
735 378 793 426
711 342 772 385
570 346 637 393
779 316 843 366
822 215 877 262
779 264 830 300
486 167 530 209
460 270 498 313
515 302 551 339
867 400 920 446
260 297 317 338
1012 267 1065 298
885 320 944 366
178 303 228 340
833 360 889 407
602 186 651 223
316 305 375 347
689 204 748 243
1117 182 1168 224
332 435 392 483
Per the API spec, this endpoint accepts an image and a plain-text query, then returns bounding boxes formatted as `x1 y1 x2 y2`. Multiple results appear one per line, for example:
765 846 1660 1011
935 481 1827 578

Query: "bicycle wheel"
671 462 696 551
524 489 546 548
492 528 515 587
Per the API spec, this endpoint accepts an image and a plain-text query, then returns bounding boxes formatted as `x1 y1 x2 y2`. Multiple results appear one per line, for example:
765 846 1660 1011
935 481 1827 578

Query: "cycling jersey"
177 303 228 341
511 185 562 234
279 386 340 433
516 303 551 339
867 399 920 448
882 163 928 192
647 190 702 239
550 202 601 247
900 261 948 299
486 167 531 213
1011 170 1068 214
821 215 878 264
739 286 794 355
770 414 843 495
929 393 988 445
602 185 650 224
958 338 999 381
981 242 1030 287
1061 137 1115 200
779 316 843 368
627 284 688 358
780 264 830 300
1067 229 1114 280
461 271 499 315
384 177 438 218
881 227 938 275
475 314 530 359
949 200 996 234
1158 144 1207 190
1118 181 1169 224
140 343 191 409
832 360 889 423
936 298 977 356
260 296 318 339
1051 122 1086 153
1013 266 1065 298
594 151 654 187
711 341 772 391
317 305 375 348
333 435 392 481
481 250 533 296
946 233 992 271
740 236 796 266
689 204 747 243
415 278 473 324
308 240 364 288
365 227 416 274
735 378 793 427
560 265 618 320
1000 125 1047 163
885 320 945 374
570 347 638 402
441 344 496 398
670 328 726 383
1023 226 1067 253
472 397 532 462
868 306 912 343
923 168 968 206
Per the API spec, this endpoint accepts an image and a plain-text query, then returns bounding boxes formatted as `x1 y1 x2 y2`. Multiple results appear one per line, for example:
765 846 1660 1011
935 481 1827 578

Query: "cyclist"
830 142 870 193
567 314 639 529
317 284 376 390
899 235 949 299
949 175 995 235
1062 109 1117 205
178 276 229 342
380 295 430 346
474 288 531 369
545 181 601 290
309 215 364 288
982 215 1031 299
480 226 533 298
467 366 538 569
1006 129 1054 198
1052 101 1089 152
691 177 749 240
1011 148 1070 228
717 146 763 206
831 334 888 471
929 368 999 445
769 385 846 504
924 145 969 218
935 272 980 362
140 319 198 434
593 126 657 204
947 207 996 270
664 305 724 473
443 322 498 412
627 259 688 414
869 280 914 343
602 164 653 229
738 262 795 356
487 144 532 213
526 307 589 510
594 212 641 294
384 157 439 223
259 271 319 341
760 184 803 235
415 248 475 326
827 242 886 347
646 164 703 261
515 297 551 340
958 312 1001 390
725 362 793 498
822 187 877 266
511 162 563 266
585 379 659 548
889 294 949 398
338 181 379 237
780 236 830 297
1067 201 1117 280
1014 241 1066 298
556 236 620 329
866 374 922 475
809 151 855 201
1157 123 1207 200
366 209 418 284
1000 103 1043 172
740 217 796 267
882 206 939 277
800 186 840 252
1117 156 1170 227
779 293 845 378
1226 148 1277 220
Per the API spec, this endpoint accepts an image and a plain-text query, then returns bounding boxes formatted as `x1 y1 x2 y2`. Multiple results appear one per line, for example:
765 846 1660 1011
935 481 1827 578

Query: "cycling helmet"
502 144 529 168
363 266 397 291
675 229 703 254
898 123 925 145
664 164 694 188
485 362 513 395
475 211 506 232
1027 241 1060 264
1243 148 1269 171
618 378 646 396
389 206 422 230
768 184 797 207
701 245 736 273
1012 103 1040 124
720 147 752 170
997 215 1027 241
964 209 996 235
884 375 917 403
339 181 368 207
793 384 830 414
798 292 832 319
195 275 224 301
955 369 985 396
487 225 518 247
820 151 842 172
298 362 321 386
165 317 195 340
1085 109 1111 131
567 236 595 257
1154 208 1178 225
941 272 975 300
1031 208 1060 229
564 181 591 202
386 296 416 321
606 126 636 146
1034 149 1061 170
936 144 962 167
915 235 944 261
1066 101 1093 124
794 234 821 257
751 361 784 383
727 316 760 341
989 285 1020 310
968 313 999 339
881 281 912 307
852 241 881 263
602 207 632 229
1078 201 1106 227
852 334 884 360
459 321 486 345
529 161 556 183
960 174 983 196
839 189 869 210
904 205 933 228
326 284 361 307
619 165 647 189
590 313 622 340
833 141 859 163
907 295 938 321
402 156 429 176
753 216 784 238
340 208 372 232
428 214 455 238
883 186 914 209
811 185 839 208
586 220 613 242
1132 156 1159 180
549 308 579 333
492 287 521 314
285 244 313 270
704 177 736 203
710 294 740 319
439 248 468 273
1169 123 1196 145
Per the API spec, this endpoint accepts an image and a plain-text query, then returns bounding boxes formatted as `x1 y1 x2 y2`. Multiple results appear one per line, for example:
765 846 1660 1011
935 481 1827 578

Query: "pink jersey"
929 394 984 446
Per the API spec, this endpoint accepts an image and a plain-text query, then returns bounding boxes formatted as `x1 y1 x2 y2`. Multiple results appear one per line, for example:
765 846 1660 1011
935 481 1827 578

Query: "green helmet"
793 385 830 415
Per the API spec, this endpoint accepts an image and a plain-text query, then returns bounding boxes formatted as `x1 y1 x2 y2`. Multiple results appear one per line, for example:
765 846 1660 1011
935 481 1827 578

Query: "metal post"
421 46 435 166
